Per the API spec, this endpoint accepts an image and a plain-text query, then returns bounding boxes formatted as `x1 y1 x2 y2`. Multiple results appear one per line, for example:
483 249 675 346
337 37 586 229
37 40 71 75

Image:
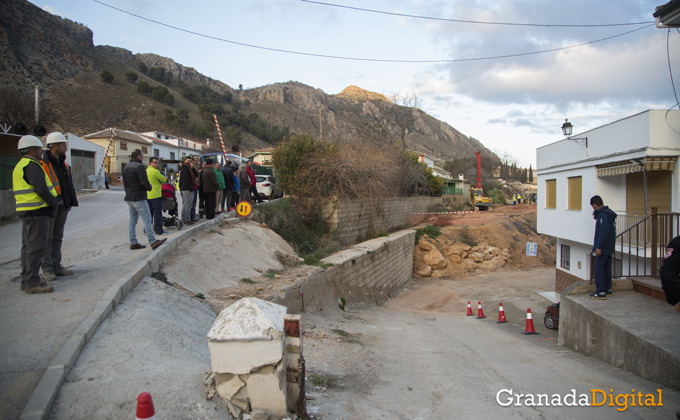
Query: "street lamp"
561 119 588 147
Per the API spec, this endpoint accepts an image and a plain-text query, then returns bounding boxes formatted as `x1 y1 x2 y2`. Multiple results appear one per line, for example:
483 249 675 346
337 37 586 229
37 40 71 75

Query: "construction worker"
13 135 58 294
40 132 79 281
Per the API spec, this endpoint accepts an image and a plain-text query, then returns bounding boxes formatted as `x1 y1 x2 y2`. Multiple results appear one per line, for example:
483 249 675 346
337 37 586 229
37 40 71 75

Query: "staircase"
613 208 678 300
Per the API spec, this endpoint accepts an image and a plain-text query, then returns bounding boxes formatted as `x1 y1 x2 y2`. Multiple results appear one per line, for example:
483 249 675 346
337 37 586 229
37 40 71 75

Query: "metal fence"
614 208 680 279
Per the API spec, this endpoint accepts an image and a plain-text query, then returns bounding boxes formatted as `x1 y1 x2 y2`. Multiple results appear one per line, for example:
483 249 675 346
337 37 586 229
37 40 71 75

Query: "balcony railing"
613 208 679 279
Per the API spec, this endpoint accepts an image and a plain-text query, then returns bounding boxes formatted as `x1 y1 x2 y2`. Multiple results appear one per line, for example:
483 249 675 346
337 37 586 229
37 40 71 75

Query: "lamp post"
561 119 588 147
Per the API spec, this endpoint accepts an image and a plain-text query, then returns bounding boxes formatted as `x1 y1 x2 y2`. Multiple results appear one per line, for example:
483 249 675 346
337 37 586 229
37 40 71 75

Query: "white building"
536 110 679 293
141 131 204 160
65 133 105 190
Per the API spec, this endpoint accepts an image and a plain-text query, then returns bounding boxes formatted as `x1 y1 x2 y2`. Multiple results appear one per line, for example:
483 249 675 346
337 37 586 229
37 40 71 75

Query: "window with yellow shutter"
567 176 582 210
545 179 556 209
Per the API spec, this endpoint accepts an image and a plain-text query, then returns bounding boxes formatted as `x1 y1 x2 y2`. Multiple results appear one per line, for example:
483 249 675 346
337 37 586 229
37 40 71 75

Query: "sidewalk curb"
20 212 241 419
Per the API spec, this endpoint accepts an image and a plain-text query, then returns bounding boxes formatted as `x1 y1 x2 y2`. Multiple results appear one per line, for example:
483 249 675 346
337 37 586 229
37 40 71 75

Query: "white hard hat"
46 132 68 145
17 135 43 150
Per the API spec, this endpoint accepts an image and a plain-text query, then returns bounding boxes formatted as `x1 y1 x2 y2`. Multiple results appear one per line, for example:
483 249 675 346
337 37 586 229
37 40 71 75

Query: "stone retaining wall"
324 197 445 245
278 229 415 313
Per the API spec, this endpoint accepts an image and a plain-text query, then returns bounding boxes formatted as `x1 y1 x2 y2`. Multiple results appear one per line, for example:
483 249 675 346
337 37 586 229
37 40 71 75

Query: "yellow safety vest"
13 157 57 212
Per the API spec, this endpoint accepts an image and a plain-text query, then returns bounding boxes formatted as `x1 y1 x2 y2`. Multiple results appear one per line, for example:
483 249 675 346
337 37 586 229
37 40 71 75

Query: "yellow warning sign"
236 201 252 217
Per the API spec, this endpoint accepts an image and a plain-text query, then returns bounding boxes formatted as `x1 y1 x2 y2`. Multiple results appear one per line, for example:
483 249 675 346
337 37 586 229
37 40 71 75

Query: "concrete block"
119 276 135 298
207 298 286 374
246 363 287 418
72 313 104 341
20 365 65 420
215 374 246 400
91 298 114 322
50 333 85 369
100 284 123 305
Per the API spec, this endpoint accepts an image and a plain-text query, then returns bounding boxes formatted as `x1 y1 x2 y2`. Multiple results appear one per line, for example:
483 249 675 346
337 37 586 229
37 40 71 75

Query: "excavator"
469 151 493 211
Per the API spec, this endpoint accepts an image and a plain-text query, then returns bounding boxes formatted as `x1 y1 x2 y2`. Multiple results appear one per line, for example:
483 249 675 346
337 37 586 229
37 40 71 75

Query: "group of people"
13 134 78 294
177 156 263 225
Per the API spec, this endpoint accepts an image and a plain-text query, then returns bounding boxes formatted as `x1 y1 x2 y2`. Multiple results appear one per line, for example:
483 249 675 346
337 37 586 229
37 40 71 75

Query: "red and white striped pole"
212 114 228 164
97 127 116 177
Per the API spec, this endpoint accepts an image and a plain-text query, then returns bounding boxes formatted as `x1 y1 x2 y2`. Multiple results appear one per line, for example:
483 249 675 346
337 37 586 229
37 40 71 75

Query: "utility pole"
34 85 40 123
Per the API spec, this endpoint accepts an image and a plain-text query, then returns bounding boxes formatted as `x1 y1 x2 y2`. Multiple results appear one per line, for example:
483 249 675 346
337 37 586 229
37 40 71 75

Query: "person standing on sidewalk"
179 157 195 225
214 161 225 214
40 132 79 282
122 149 166 251
13 135 58 294
221 160 235 211
201 158 219 220
660 235 680 313
246 161 263 203
589 195 617 300
238 163 251 203
146 156 168 235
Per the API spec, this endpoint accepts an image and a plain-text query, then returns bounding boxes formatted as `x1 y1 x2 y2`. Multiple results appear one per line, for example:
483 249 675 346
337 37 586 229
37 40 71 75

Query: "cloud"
41 6 68 18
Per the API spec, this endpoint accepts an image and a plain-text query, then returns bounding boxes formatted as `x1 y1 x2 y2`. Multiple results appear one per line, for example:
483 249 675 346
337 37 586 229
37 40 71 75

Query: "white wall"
67 133 105 173
556 238 592 281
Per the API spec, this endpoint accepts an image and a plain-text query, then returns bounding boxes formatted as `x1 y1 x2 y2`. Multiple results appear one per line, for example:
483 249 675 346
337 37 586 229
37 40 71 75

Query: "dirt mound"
413 207 555 279
385 284 461 314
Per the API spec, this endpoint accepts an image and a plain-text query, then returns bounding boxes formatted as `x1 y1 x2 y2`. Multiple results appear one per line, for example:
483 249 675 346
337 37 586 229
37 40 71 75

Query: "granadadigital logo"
496 388 663 411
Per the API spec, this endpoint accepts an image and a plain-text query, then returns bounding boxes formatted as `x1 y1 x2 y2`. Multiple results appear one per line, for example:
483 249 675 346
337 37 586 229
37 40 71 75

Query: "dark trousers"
221 188 231 210
21 215 51 288
205 192 216 219
250 186 263 203
147 197 163 234
231 191 239 208
594 254 612 294
43 203 69 269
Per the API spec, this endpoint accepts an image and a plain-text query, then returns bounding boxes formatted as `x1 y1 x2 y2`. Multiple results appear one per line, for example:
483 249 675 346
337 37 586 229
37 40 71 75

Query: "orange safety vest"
41 159 70 196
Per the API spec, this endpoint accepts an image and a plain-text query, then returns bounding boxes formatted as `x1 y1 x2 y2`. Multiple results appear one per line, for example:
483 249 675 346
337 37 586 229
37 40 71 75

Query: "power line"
92 0 654 63
300 0 656 28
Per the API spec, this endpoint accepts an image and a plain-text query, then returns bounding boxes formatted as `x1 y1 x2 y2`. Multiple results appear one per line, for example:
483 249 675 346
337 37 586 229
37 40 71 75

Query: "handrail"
613 207 679 279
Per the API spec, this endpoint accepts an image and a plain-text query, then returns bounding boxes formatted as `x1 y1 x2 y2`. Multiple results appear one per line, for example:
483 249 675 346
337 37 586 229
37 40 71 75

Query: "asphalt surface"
0 188 218 419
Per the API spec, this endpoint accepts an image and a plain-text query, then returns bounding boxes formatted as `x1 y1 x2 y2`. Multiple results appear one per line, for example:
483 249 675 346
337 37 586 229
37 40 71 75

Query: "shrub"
415 225 441 243
100 70 114 83
125 71 138 84
137 82 150 95
487 188 506 206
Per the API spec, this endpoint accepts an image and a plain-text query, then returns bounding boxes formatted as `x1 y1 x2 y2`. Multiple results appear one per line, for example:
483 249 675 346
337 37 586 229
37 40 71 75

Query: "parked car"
256 175 283 200
544 302 559 330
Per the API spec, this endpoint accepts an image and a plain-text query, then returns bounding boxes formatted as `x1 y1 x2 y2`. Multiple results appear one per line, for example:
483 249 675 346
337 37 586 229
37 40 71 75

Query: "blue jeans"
594 254 612 294
147 197 163 234
127 200 156 245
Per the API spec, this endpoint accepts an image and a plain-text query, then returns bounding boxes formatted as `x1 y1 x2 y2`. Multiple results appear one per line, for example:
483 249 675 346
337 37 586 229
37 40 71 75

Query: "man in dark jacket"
221 160 235 211
122 149 166 251
660 236 680 313
179 156 195 225
13 135 58 294
40 132 79 281
589 195 617 300
201 158 219 220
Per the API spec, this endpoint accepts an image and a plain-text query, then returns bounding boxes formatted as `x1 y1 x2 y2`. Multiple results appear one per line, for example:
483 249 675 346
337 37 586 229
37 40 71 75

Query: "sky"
28 0 680 168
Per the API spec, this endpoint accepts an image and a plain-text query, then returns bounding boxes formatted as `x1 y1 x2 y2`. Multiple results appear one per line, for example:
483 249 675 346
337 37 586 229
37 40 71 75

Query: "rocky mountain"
0 0 498 167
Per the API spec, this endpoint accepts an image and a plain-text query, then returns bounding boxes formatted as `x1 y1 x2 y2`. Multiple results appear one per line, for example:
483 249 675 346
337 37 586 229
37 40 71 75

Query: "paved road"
0 188 186 419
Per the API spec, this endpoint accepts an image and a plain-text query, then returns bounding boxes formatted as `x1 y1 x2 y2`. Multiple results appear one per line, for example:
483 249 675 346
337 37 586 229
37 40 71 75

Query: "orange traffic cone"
136 392 156 420
522 308 539 335
496 302 508 323
466 301 474 316
476 301 486 319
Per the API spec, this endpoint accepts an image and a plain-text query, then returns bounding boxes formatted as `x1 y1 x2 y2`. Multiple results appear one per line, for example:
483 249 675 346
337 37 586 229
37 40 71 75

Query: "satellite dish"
13 123 28 135
33 125 47 136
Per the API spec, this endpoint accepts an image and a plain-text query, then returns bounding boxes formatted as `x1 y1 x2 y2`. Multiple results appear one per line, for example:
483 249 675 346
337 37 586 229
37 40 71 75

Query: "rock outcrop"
414 239 511 278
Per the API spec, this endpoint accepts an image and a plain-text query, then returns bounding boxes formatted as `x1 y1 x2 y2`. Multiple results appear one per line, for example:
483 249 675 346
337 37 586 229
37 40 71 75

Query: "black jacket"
179 164 194 191
221 166 235 190
660 236 680 306
592 206 617 255
42 150 78 208
122 158 151 201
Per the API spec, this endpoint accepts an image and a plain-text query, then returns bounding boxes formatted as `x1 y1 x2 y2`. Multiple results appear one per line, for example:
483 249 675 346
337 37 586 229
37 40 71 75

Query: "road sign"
526 242 537 257
236 201 252 217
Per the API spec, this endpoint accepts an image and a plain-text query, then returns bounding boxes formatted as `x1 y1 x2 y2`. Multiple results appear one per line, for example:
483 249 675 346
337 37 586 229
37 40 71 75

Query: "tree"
100 70 114 83
125 72 138 84
138 62 148 74
0 86 55 126
137 82 150 95
529 164 533 182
